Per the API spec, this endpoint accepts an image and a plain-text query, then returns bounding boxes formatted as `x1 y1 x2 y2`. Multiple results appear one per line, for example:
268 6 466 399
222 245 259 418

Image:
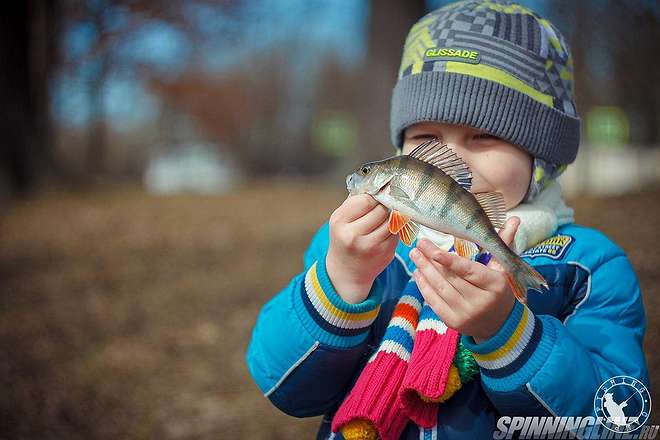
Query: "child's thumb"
487 216 521 272
499 216 520 248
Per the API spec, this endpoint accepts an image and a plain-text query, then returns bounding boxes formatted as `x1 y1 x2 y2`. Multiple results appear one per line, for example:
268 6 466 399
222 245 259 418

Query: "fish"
345 138 548 304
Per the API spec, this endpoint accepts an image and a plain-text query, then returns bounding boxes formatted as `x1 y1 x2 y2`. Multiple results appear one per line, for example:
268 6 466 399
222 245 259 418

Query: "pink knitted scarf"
331 280 479 440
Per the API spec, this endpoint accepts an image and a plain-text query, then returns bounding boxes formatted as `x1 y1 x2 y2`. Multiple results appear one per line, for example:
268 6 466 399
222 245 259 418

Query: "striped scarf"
331 280 479 440
330 180 573 439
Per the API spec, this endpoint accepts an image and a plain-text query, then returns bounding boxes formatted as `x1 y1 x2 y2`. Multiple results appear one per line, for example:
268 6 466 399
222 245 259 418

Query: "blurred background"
0 0 658 438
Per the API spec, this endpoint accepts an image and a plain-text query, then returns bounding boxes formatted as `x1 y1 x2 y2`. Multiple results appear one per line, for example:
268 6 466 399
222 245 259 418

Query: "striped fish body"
372 156 516 268
346 139 548 303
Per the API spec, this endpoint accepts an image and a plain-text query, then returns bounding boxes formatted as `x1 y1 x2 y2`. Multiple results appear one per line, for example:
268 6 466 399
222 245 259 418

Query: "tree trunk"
0 0 59 195
356 0 426 166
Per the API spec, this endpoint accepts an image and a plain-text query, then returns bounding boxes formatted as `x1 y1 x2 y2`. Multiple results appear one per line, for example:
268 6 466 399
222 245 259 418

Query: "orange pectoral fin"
398 221 420 246
388 210 410 235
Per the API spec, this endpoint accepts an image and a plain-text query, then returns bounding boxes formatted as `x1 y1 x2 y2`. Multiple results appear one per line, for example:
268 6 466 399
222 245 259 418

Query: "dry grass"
0 179 658 439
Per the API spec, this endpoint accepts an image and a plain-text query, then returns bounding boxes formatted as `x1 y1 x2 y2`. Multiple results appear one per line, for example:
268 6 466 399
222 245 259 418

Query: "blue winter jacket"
246 222 649 439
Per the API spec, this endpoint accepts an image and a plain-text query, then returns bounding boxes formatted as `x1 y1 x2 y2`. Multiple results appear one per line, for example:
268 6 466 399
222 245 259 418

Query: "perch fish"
345 139 547 303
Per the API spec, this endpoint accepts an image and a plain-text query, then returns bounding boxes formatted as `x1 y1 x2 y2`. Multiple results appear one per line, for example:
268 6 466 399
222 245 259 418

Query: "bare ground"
1 179 658 439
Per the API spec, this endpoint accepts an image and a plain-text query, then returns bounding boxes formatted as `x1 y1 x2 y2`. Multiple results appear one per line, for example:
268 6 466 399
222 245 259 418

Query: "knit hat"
390 0 581 169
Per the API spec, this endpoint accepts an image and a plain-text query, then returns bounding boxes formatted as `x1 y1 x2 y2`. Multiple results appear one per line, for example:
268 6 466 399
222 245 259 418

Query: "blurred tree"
50 1 429 182
44 0 660 188
570 0 660 145
148 69 253 170
609 1 660 145
356 0 426 162
0 1 61 194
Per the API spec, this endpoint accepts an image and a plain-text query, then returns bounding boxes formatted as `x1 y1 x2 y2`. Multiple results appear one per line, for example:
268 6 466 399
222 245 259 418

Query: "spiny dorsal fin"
407 138 472 191
474 191 506 229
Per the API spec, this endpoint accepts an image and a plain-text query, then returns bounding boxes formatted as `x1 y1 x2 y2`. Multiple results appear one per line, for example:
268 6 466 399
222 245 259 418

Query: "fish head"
346 160 393 196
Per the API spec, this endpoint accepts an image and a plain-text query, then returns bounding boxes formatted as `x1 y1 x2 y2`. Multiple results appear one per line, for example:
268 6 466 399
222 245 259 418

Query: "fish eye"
360 165 371 175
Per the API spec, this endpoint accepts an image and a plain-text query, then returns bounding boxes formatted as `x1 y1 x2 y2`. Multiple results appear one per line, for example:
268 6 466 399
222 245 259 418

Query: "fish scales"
345 140 549 303
381 159 494 247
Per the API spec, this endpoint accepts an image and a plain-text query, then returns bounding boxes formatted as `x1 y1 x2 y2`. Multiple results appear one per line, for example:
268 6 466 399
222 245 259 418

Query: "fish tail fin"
505 261 548 304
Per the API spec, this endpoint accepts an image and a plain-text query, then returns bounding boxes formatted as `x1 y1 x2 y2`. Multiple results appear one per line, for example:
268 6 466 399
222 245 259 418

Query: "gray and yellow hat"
390 0 580 199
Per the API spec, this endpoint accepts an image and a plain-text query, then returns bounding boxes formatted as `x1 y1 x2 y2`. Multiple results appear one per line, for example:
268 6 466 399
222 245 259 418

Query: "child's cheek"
500 155 533 208
478 153 532 208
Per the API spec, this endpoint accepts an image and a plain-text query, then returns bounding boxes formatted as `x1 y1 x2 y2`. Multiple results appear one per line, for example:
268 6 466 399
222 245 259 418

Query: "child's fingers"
380 232 400 253
413 269 456 325
334 194 380 223
367 216 398 243
417 239 505 292
410 248 467 311
429 257 492 301
487 216 520 271
499 216 520 247
350 203 390 234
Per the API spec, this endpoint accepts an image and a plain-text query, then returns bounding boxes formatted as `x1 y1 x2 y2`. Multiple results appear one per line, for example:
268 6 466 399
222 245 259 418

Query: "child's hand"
326 194 399 304
409 217 521 342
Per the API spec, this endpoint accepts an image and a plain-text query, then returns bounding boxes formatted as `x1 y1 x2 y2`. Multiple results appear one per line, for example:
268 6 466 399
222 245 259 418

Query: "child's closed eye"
407 134 437 141
474 133 502 141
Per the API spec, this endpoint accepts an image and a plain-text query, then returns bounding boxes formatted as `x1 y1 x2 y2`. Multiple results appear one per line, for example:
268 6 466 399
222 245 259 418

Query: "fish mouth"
346 173 359 195
346 172 392 196
346 173 366 196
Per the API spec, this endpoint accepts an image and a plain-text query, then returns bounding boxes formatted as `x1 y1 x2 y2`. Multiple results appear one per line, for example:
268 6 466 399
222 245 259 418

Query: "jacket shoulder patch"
522 235 574 260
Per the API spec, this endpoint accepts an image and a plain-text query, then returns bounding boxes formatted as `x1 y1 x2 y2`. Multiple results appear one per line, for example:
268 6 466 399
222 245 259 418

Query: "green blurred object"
586 106 630 147
311 110 358 157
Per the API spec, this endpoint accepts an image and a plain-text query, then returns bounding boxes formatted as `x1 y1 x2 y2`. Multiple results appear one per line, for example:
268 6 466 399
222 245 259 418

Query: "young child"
246 1 650 439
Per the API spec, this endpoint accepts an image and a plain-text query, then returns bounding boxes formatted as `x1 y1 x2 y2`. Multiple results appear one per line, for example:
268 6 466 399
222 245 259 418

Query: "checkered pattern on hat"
397 0 576 117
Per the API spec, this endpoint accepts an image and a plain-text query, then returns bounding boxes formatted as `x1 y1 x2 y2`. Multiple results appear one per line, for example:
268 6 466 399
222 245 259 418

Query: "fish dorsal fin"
407 139 472 191
474 191 506 229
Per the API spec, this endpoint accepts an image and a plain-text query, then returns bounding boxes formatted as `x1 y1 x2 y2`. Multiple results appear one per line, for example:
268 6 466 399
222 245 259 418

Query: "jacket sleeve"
245 222 385 417
461 246 649 419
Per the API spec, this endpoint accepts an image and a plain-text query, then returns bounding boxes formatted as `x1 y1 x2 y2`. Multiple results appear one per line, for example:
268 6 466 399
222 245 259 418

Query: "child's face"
402 122 532 209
